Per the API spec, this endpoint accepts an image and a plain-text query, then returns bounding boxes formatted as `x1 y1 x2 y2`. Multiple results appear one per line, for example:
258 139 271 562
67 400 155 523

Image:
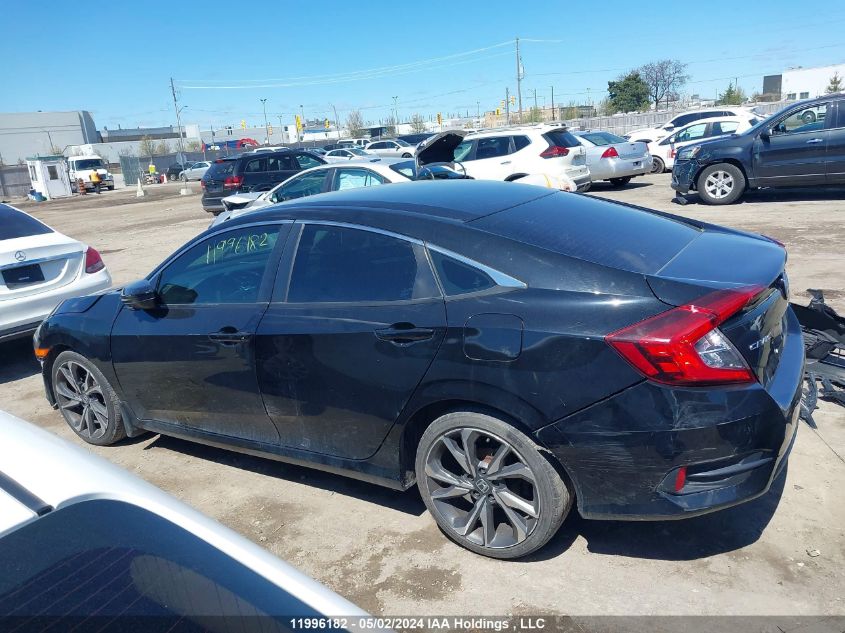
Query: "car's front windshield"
72 159 104 170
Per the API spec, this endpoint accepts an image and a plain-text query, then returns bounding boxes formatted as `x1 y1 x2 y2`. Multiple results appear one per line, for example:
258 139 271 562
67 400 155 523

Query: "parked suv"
200 150 326 214
672 94 845 205
454 126 591 190
626 108 758 144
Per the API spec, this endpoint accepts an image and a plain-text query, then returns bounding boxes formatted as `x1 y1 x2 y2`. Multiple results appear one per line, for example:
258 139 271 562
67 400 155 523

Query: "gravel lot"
2 176 844 617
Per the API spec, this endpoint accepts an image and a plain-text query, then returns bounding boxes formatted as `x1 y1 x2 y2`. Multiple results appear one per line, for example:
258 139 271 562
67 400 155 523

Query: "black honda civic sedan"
34 180 803 559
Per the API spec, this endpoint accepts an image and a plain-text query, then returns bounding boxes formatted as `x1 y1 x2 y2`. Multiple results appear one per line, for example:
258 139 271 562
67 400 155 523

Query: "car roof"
229 180 556 227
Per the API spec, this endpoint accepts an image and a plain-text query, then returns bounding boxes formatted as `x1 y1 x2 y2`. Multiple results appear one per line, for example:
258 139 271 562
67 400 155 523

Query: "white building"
780 63 845 100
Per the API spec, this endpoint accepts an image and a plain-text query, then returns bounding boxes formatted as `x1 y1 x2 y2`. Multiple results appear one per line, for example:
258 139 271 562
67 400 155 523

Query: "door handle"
806 138 824 144
209 327 252 346
375 324 435 344
500 160 512 165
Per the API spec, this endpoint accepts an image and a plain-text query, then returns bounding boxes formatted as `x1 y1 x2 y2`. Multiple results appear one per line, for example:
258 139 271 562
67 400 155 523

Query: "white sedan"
647 116 756 173
323 147 372 162
179 160 211 181
364 139 416 157
0 204 111 342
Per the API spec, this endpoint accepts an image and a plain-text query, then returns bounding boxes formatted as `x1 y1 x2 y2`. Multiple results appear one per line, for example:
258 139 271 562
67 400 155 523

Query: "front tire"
180 174 187 182
609 176 632 187
696 163 745 205
415 411 572 559
402 153 413 158
52 351 126 446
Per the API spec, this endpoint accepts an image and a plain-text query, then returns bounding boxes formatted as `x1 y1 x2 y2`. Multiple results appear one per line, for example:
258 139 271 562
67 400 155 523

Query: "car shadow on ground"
528 465 788 563
144 433 428 516
588 181 653 191
680 188 845 205
0 338 40 385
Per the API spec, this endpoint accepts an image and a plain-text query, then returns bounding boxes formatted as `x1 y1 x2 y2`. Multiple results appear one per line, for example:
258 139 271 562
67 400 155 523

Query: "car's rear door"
240 156 268 192
255 222 446 460
753 101 830 186
825 99 845 184
111 222 292 443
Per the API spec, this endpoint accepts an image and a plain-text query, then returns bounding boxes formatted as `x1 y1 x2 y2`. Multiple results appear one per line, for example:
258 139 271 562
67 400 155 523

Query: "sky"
3 0 845 131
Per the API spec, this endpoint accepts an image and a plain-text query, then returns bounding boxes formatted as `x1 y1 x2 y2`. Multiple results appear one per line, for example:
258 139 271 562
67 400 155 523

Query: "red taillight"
223 175 243 189
540 145 569 158
600 146 619 159
201 179 206 189
668 148 676 158
674 466 687 493
605 285 765 386
84 247 104 274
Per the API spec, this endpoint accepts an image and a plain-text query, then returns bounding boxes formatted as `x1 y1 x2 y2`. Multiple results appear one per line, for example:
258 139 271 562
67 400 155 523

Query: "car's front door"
461 136 514 180
268 168 332 203
111 222 291 444
255 222 446 459
825 99 845 184
753 102 830 186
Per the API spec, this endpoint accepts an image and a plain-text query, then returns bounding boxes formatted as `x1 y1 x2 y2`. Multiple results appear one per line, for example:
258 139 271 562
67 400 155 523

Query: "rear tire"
696 163 745 205
609 176 632 187
52 351 126 446
415 411 572 559
180 174 187 181
650 156 665 174
402 153 412 158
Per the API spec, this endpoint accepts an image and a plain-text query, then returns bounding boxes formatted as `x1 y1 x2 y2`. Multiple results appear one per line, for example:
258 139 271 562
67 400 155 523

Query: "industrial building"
0 111 99 164
762 63 845 101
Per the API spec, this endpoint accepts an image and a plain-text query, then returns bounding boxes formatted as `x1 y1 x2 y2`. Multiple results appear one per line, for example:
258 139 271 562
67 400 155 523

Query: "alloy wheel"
704 170 734 199
54 360 109 441
423 428 540 549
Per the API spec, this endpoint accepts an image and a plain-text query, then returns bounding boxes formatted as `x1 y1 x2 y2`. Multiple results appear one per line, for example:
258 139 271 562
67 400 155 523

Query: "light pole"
392 96 398 131
331 104 340 141
260 98 269 145
476 101 480 119
277 115 283 144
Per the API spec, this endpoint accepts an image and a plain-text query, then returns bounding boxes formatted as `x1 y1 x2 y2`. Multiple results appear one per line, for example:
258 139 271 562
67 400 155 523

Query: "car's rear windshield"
578 132 628 146
390 160 416 178
543 130 581 148
0 205 53 240
205 160 236 178
471 193 700 274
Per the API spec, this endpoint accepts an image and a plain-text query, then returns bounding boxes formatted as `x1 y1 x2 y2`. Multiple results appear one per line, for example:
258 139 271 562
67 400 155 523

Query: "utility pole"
277 115 283 144
505 87 510 125
299 104 305 146
550 86 555 120
532 88 538 114
515 37 523 123
476 101 480 119
331 104 340 141
392 96 399 128
260 98 269 145
169 77 186 162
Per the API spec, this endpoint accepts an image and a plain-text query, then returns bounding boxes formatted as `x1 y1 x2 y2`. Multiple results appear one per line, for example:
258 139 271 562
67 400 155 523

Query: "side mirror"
121 279 158 310
760 127 772 140
664 124 675 131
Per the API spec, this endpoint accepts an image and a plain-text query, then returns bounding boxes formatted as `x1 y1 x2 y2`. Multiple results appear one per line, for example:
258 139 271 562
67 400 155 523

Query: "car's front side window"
157 225 281 305
295 154 322 169
271 171 328 202
286 224 439 303
675 123 708 143
454 141 473 161
773 103 829 135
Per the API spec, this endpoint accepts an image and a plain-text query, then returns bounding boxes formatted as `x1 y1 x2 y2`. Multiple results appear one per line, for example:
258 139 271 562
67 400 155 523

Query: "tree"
185 139 202 152
525 106 543 123
718 82 747 105
139 136 156 158
638 59 689 109
826 71 843 94
383 114 397 136
607 71 651 114
410 113 426 133
346 109 364 138
155 140 171 155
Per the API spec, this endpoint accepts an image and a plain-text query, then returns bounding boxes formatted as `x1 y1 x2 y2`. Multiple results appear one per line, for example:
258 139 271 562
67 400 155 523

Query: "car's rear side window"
471 193 700 274
543 130 580 148
0 205 53 240
429 250 496 296
205 160 235 179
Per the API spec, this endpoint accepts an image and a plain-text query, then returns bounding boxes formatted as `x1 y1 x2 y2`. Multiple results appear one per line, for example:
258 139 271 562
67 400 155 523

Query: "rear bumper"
536 308 804 520
588 156 651 181
0 270 112 338
201 194 226 212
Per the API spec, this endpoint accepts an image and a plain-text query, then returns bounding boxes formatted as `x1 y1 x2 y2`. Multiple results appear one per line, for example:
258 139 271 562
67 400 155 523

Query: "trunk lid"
0 233 84 301
646 229 789 387
613 141 649 159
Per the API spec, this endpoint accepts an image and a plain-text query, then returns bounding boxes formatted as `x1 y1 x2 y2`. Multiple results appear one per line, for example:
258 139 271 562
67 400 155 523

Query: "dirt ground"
2 176 844 617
